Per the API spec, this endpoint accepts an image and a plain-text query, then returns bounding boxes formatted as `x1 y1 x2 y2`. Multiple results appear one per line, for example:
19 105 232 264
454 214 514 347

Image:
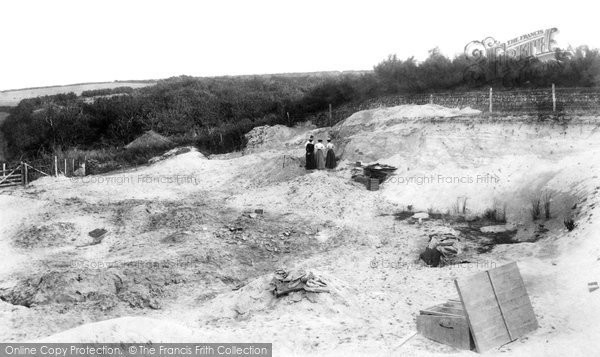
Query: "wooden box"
416 299 474 350
416 262 537 353
367 178 379 191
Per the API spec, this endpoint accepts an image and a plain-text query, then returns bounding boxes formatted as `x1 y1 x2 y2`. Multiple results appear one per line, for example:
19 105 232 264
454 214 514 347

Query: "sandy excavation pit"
1 105 600 356
0 193 354 341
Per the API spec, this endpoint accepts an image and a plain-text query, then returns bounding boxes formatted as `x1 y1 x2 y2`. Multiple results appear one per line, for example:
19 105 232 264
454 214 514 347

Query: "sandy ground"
1 105 599 356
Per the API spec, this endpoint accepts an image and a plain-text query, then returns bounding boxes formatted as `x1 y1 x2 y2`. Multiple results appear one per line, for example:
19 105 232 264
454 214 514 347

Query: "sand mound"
13 222 77 248
125 130 172 150
229 170 381 225
245 125 298 151
0 261 187 310
195 270 360 323
244 123 332 154
149 146 199 163
334 104 480 137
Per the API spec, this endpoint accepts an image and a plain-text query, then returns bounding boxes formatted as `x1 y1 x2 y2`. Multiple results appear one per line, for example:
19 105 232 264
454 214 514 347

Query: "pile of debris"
269 268 330 298
352 163 397 190
420 233 462 267
363 163 398 182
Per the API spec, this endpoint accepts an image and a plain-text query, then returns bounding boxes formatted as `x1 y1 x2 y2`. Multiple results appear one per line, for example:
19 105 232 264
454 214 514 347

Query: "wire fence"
295 86 600 127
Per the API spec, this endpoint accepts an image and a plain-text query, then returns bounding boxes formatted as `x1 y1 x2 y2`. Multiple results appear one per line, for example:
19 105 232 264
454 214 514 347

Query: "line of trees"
80 86 135 97
1 46 599 161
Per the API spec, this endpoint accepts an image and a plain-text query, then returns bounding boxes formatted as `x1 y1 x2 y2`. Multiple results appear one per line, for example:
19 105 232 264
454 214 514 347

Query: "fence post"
83 156 86 176
552 83 556 112
287 112 290 125
429 94 433 104
72 158 75 174
22 162 28 186
489 87 493 113
54 156 58 177
64 159 67 176
2 163 5 177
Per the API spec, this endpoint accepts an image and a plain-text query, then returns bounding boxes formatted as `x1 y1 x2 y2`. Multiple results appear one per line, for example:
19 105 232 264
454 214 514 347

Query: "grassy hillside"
0 81 157 107
0 72 369 107
0 73 348 162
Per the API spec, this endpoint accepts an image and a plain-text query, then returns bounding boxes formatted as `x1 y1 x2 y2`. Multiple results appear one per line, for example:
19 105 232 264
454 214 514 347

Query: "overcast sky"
0 0 597 91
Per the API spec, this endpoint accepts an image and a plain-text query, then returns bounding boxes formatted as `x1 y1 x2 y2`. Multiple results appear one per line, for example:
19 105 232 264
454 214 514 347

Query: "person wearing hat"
325 138 336 169
305 136 316 170
315 139 326 170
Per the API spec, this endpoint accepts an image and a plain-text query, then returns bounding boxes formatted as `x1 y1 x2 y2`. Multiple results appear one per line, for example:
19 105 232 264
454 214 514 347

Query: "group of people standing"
305 135 336 170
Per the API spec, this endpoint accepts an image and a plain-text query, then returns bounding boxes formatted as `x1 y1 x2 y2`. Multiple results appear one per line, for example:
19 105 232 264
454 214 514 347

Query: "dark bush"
564 218 576 231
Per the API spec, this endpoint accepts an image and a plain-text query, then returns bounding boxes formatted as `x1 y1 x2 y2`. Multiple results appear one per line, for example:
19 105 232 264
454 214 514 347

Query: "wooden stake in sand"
393 332 417 351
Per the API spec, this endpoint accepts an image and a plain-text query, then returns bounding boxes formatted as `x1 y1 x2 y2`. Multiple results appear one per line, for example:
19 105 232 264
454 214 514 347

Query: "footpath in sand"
1 104 599 356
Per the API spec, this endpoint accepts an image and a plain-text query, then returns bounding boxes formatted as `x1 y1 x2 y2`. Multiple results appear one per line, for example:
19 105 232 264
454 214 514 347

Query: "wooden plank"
488 262 538 340
443 300 464 309
429 306 465 316
0 176 21 185
455 271 511 352
417 314 472 350
419 309 464 318
24 163 50 177
0 182 20 187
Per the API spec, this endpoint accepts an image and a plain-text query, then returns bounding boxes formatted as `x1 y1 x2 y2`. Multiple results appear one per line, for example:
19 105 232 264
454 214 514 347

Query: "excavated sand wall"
331 111 600 222
245 105 600 223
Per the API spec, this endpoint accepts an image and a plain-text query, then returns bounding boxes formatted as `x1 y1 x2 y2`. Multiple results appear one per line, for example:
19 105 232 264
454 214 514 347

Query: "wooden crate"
416 262 537 353
417 300 474 350
367 178 379 191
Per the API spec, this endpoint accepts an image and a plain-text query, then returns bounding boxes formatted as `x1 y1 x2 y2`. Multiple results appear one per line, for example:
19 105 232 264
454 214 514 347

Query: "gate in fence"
0 163 23 187
0 156 84 188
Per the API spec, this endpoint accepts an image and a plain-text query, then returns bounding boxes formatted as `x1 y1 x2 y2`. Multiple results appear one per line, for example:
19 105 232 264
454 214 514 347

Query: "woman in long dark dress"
325 138 336 169
305 137 316 170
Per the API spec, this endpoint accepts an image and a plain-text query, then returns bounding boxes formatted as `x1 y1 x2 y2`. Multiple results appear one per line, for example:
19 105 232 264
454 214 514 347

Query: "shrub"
564 217 576 231
542 191 552 219
531 197 541 220
483 202 507 223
